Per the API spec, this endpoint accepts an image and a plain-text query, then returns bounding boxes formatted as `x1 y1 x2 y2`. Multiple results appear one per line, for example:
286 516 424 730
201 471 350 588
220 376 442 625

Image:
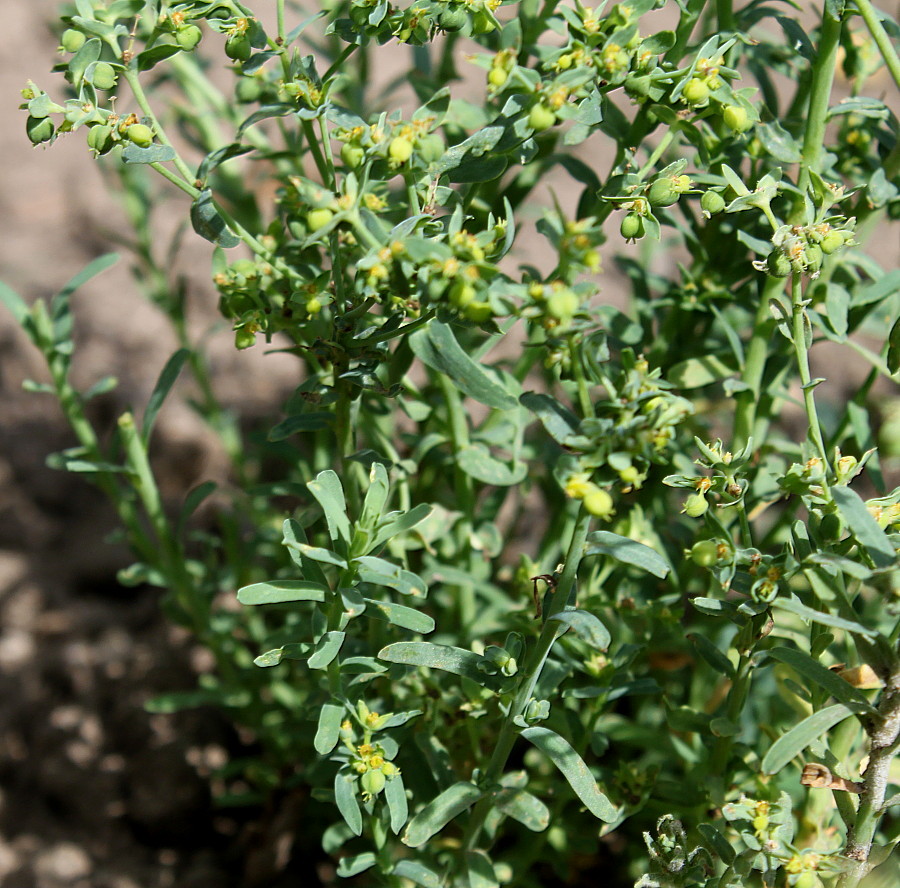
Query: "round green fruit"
234 327 256 349
820 230 845 254
61 28 86 53
766 250 792 278
388 135 413 164
723 104 752 133
546 288 579 321
620 212 645 240
126 123 154 147
235 77 262 103
488 67 508 88
306 208 334 231
682 78 710 105
690 540 719 567
464 301 493 323
26 115 55 145
701 190 726 216
361 768 386 798
449 280 476 309
528 103 556 132
647 178 678 207
87 123 114 155
683 493 709 517
175 24 203 51
225 34 252 62
438 7 467 31
340 141 365 168
91 62 117 90
584 488 614 519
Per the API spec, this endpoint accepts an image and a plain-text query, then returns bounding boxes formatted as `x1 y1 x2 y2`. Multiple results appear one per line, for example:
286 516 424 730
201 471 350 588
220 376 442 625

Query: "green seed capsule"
87 123 114 155
766 250 792 278
225 34 252 62
388 135 413 164
464 301 493 323
647 178 678 207
690 540 719 567
306 208 334 231
234 327 256 349
361 768 386 798
683 493 709 517
449 280 476 309
682 77 710 105
26 115 55 145
175 24 203 51
126 123 154 147
61 29 86 53
340 141 365 168
620 213 645 241
488 67 509 88
438 7 467 31
820 230 844 254
583 488 614 518
723 104 752 133
700 190 726 216
546 288 579 321
235 77 262 103
528 103 556 132
91 62 117 90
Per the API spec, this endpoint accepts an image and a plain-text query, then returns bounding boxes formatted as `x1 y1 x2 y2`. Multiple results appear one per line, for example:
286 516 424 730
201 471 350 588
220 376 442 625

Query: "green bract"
10 1 900 887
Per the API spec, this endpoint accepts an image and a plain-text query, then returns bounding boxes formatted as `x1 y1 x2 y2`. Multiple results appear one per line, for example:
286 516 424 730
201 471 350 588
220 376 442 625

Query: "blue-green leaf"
520 391 579 444
335 772 362 835
307 470 351 544
122 143 177 165
308 631 345 669
190 189 241 248
761 703 861 774
548 609 611 650
356 556 427 596
385 773 409 833
336 852 377 878
314 703 345 755
237 580 328 605
832 486 897 569
142 348 189 441
457 444 527 486
520 727 617 821
402 782 483 847
491 786 551 831
364 599 435 634
371 503 434 550
584 531 670 578
378 642 500 689
392 860 442 888
766 646 878 715
409 321 517 410
772 596 878 638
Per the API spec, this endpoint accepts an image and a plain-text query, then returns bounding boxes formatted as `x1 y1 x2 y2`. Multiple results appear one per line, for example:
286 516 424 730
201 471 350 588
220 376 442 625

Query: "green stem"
838 666 900 887
568 334 594 418
790 274 831 482
852 0 900 91
796 4 843 199
461 505 592 853
732 276 780 449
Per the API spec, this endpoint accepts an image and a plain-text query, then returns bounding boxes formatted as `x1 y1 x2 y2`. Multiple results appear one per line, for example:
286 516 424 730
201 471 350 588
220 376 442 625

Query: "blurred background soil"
0 2 898 887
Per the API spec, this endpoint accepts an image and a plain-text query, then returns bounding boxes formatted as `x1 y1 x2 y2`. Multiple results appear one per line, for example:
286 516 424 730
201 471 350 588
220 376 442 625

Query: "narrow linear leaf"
334 772 362 836
402 782 483 847
409 321 517 410
687 633 736 679
548 609 611 651
766 646 878 715
457 444 527 486
268 412 334 441
392 860 442 888
308 631 345 669
585 531 670 578
832 486 897 569
761 703 861 774
385 773 409 833
297 545 348 568
314 703 345 755
237 580 328 606
520 391 579 444
520 727 617 821
379 641 499 689
336 852 377 878
190 188 241 248
364 599 435 634
371 503 434 550
142 348 190 440
771 596 878 638
491 786 551 832
307 470 351 544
